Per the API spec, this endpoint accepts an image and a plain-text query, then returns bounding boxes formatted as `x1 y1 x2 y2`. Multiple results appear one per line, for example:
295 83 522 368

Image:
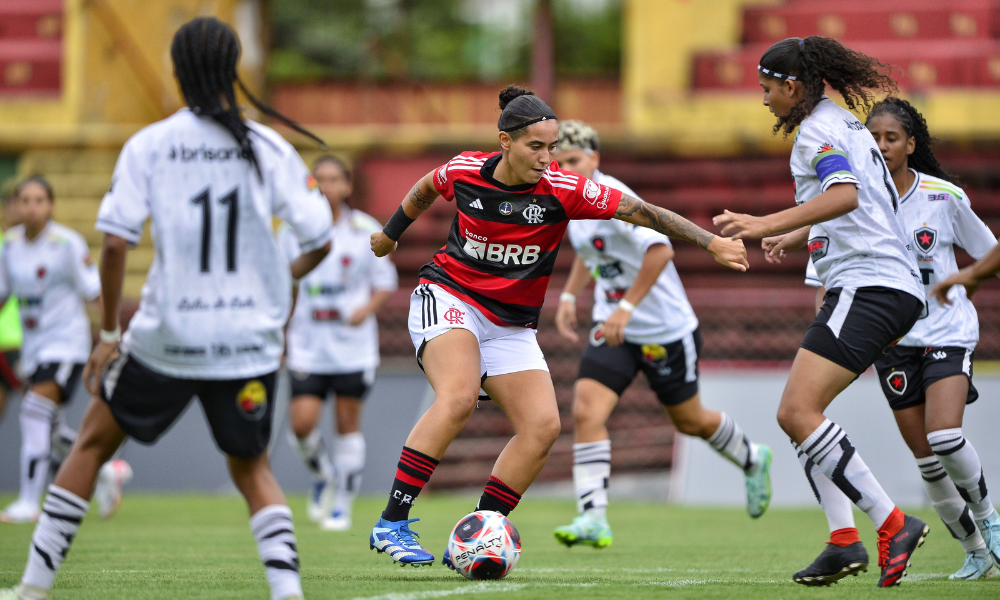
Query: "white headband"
758 65 798 81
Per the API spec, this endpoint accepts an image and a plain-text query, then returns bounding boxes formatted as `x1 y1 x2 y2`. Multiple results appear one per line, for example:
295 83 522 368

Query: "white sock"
290 427 332 482
801 419 896 529
792 440 856 532
250 505 302 600
917 456 985 553
22 485 88 590
332 431 365 517
928 428 996 522
19 392 57 507
572 440 610 517
706 412 759 473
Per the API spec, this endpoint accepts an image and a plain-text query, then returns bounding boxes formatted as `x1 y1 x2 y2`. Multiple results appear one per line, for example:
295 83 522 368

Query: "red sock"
829 527 861 547
878 507 905 537
476 476 522 516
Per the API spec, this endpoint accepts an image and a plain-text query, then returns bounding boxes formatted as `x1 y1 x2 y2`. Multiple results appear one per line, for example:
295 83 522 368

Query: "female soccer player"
549 120 772 549
4 18 332 600
367 85 748 567
0 191 23 422
714 37 928 587
0 177 101 525
281 155 397 531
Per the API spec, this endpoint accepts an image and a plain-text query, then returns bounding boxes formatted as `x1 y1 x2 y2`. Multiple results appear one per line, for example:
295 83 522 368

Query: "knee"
775 403 800 437
571 395 602 428
434 386 479 423
673 414 707 438
289 412 315 440
528 411 562 450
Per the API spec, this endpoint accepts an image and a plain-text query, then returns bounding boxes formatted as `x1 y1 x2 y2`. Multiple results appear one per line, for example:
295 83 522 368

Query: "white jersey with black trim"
0 222 100 374
894 170 996 348
804 260 821 288
279 207 398 374
792 97 922 300
96 108 333 379
567 170 698 345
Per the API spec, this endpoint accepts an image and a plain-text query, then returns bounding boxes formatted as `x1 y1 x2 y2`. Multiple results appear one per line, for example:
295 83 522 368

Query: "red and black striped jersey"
419 151 622 328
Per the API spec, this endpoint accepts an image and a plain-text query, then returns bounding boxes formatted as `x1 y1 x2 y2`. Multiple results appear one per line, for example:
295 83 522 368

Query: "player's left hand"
84 341 119 396
602 308 631 347
348 306 371 326
931 267 982 305
713 210 772 240
370 231 397 257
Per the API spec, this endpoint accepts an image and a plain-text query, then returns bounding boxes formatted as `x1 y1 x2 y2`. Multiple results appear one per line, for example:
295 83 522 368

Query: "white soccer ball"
445 510 521 580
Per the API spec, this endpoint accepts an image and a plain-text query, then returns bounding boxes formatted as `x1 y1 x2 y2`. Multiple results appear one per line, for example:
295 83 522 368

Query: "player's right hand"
707 236 749 272
762 234 793 264
84 341 119 396
931 266 982 305
370 231 398 257
555 300 579 342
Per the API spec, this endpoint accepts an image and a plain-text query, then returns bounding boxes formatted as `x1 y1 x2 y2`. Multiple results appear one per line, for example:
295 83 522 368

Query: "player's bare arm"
762 226 811 264
555 255 593 342
714 183 858 240
84 233 129 394
602 243 672 347
371 171 441 257
290 240 332 281
932 242 1000 305
614 194 748 272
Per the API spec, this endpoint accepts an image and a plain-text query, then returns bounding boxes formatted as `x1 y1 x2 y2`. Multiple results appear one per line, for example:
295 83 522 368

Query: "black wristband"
382 205 415 241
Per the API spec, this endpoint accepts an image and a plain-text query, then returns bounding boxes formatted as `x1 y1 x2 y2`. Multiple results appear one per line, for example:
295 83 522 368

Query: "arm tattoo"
408 183 438 211
615 195 715 249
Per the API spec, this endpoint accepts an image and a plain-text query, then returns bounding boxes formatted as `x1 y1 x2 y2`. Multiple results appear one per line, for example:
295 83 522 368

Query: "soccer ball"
445 510 521 580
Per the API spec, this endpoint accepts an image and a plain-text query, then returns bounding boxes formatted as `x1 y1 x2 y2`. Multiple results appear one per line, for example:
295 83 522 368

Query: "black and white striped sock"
801 419 895 528
916 455 984 553
791 440 856 532
706 412 758 473
22 485 88 590
928 428 996 522
250 505 302 600
572 440 611 516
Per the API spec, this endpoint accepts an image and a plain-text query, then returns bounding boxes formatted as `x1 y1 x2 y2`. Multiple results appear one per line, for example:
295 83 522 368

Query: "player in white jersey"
280 155 398 531
548 121 773 548
715 37 929 587
4 18 332 600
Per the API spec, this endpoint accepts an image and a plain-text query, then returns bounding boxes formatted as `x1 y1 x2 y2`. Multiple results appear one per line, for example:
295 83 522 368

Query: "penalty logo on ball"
446 510 521 580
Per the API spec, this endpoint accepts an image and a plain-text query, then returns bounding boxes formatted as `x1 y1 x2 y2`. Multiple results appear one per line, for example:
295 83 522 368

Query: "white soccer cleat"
320 509 351 531
0 500 40 524
95 459 133 519
307 477 334 523
0 583 49 600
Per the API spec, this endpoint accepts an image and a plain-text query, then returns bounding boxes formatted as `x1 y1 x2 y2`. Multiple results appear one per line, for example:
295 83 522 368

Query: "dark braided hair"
759 36 896 136
497 85 557 141
867 98 956 184
170 17 325 180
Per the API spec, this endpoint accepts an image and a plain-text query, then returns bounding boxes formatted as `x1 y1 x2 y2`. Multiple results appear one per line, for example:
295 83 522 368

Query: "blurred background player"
281 155 398 531
3 17 332 600
551 120 772 549
717 37 929 587
0 189 23 421
367 85 747 568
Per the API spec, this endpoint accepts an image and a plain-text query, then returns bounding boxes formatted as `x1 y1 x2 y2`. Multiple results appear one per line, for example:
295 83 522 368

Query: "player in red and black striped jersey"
367 85 748 567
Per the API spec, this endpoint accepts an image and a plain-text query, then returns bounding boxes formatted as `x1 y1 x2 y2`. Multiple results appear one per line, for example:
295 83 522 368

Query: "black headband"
499 114 557 133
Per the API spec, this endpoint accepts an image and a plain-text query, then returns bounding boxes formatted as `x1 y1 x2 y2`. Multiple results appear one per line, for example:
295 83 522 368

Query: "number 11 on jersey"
192 187 239 273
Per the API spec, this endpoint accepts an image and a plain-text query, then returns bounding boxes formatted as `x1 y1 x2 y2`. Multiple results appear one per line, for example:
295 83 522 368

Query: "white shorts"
408 283 548 379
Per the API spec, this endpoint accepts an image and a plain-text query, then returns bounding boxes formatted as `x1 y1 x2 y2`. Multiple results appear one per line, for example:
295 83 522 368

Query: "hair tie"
799 39 804 49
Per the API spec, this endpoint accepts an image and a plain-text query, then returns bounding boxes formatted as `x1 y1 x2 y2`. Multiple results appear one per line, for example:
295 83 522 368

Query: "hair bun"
499 85 534 110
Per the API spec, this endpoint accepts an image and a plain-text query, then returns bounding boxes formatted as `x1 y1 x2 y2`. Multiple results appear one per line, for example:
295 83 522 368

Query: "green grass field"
2 493 999 599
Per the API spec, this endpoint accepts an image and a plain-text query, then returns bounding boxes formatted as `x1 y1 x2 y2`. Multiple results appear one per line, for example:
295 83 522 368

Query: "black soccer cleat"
793 541 869 586
876 515 928 587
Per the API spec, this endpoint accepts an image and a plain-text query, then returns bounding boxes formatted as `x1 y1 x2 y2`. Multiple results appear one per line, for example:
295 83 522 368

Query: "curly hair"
759 36 896 136
557 120 599 153
866 97 956 185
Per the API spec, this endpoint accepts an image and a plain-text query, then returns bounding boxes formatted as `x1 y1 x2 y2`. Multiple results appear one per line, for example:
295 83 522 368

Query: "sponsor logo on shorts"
583 179 601 203
237 380 268 421
885 370 907 395
808 236 829 261
914 227 937 254
641 344 667 363
499 201 513 216
443 307 465 324
932 350 947 360
589 323 606 346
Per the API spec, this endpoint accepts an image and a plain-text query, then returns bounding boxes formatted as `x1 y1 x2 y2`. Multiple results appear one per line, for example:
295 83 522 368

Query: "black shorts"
874 345 978 411
801 286 923 375
578 326 701 406
289 369 373 400
0 350 21 391
30 362 84 402
100 354 276 459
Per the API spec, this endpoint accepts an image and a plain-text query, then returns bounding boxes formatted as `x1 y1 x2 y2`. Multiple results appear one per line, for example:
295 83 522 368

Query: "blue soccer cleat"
370 518 435 566
441 545 456 571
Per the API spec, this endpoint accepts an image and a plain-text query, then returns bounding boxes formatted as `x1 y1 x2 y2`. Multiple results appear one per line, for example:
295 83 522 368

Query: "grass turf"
1 493 999 599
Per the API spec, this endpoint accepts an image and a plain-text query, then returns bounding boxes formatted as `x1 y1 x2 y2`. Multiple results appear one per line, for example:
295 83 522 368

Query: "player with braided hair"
715 37 929 587
3 17 332 600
